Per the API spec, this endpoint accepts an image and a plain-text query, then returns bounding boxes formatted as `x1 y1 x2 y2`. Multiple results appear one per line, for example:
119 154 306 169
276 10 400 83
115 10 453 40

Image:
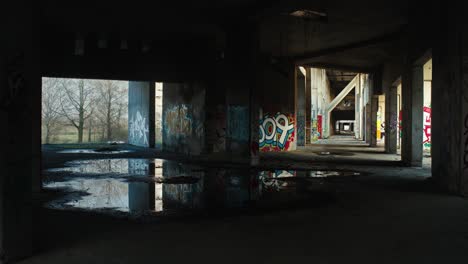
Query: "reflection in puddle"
57 149 133 154
44 159 360 217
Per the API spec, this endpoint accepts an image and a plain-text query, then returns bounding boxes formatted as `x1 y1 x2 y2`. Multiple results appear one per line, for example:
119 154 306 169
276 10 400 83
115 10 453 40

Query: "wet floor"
57 149 133 154
43 159 361 217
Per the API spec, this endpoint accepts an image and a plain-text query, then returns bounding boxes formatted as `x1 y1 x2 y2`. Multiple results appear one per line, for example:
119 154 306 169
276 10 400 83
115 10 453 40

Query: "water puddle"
43 159 361 217
315 151 355 156
57 149 133 154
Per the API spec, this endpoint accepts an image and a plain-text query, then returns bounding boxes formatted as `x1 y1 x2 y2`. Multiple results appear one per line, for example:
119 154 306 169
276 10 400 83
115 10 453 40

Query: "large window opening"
41 77 129 144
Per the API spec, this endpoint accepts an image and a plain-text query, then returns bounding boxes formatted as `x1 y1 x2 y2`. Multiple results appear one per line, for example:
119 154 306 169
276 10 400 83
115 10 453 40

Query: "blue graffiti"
259 113 294 149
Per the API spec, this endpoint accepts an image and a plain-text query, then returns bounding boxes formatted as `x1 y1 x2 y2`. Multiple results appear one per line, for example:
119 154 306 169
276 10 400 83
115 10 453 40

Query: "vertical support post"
128 81 153 148
355 74 361 139
370 96 379 147
305 68 311 144
402 66 424 166
311 69 319 141
295 67 306 147
385 85 398 153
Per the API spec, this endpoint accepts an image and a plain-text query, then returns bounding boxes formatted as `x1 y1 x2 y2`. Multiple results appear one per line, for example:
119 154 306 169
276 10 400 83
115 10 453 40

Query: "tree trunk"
45 126 50 144
78 119 84 143
106 93 112 141
88 122 92 142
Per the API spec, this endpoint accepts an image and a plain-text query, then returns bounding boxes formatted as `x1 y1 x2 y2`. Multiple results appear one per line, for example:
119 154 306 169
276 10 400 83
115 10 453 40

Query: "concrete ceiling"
326 70 357 96
39 0 411 79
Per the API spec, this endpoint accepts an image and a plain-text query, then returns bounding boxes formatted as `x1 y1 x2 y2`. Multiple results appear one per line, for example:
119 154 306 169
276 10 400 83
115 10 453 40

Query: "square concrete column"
432 5 468 195
128 81 155 148
385 85 398 153
370 96 379 147
355 76 361 139
401 66 424 166
295 67 306 147
311 69 319 141
305 68 311 144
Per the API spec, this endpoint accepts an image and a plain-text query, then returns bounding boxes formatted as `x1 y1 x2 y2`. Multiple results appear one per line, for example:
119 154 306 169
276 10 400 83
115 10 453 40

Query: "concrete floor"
20 144 466 264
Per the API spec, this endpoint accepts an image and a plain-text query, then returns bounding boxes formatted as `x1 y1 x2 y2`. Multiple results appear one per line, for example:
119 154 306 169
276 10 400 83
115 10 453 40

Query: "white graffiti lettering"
129 111 149 145
259 113 294 149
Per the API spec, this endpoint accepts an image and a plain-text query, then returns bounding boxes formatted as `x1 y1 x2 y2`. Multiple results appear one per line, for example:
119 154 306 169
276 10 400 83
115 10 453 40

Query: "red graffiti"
317 115 323 139
423 106 431 145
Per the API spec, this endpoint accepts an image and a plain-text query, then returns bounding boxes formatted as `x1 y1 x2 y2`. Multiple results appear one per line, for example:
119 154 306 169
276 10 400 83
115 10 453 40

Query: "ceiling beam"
294 27 407 65
301 62 376 73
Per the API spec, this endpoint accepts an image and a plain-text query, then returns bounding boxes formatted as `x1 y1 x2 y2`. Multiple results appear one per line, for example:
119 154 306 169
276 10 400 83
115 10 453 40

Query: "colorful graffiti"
259 113 295 152
311 118 318 142
259 170 296 191
398 107 431 149
164 104 192 137
423 106 431 149
129 111 149 146
228 105 249 142
317 115 323 139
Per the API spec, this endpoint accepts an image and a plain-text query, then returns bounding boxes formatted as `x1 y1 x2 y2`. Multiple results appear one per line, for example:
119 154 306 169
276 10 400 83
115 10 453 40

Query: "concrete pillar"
370 96 379 147
163 83 206 156
401 66 424 166
0 1 38 260
128 81 155 148
432 4 468 195
385 85 398 153
295 67 306 147
311 69 319 141
305 68 312 144
355 74 362 139
360 74 367 140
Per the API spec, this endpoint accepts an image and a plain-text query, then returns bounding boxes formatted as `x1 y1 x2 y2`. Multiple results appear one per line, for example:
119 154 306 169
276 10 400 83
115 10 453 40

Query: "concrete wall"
162 83 205 156
296 68 306 147
310 68 332 140
258 62 296 152
128 81 155 148
431 4 468 195
0 1 39 260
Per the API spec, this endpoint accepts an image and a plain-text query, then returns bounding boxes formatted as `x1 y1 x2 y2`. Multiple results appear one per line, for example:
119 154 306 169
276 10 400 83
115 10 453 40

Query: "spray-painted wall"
162 83 205 155
258 63 296 152
310 68 332 141
259 112 295 151
128 81 153 147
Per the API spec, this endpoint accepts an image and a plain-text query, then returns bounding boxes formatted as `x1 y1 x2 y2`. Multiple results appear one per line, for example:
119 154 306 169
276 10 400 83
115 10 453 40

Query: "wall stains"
162 83 205 155
164 104 193 137
213 105 226 153
129 111 149 146
464 114 468 170
228 105 249 142
259 112 295 152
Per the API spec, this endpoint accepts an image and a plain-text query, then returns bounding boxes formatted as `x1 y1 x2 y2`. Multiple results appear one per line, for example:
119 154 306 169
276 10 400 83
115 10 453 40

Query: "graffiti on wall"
129 111 149 145
259 113 295 152
398 107 432 149
212 105 226 152
389 113 398 133
317 115 323 139
423 106 431 149
165 104 192 137
311 118 318 142
228 105 249 142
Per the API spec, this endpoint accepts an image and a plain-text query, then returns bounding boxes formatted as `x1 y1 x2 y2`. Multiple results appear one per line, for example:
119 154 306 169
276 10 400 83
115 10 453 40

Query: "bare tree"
59 79 95 143
42 77 63 144
95 80 127 142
